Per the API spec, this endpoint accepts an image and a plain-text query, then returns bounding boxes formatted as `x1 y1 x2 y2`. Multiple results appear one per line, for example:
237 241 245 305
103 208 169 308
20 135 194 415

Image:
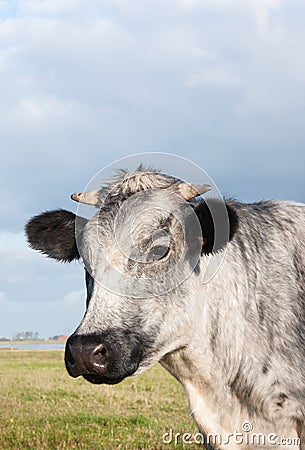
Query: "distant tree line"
0 332 67 341
13 331 39 341
49 335 68 341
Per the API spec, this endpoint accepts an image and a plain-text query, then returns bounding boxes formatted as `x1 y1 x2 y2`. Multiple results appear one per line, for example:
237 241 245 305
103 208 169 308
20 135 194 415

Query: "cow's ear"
194 200 239 255
25 209 88 262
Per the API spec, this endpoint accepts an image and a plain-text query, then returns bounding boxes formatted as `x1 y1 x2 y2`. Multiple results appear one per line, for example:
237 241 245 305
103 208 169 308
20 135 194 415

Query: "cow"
25 166 305 449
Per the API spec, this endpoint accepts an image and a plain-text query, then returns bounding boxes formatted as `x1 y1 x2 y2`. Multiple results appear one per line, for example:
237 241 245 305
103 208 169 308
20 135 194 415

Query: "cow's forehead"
90 189 188 239
98 167 180 206
79 188 194 267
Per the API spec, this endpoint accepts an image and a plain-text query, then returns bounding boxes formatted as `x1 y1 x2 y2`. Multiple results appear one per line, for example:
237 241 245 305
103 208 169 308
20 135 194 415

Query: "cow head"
25 167 238 385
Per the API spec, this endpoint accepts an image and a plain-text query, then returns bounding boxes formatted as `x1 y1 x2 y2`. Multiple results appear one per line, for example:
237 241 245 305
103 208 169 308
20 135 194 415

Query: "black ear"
25 209 88 262
194 199 239 255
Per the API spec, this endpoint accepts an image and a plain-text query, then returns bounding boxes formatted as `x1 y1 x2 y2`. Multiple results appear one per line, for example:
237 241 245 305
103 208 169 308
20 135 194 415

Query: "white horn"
177 183 211 201
70 189 99 206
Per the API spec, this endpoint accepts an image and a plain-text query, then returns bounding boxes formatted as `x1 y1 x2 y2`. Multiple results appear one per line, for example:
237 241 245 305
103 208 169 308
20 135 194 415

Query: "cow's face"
26 169 238 385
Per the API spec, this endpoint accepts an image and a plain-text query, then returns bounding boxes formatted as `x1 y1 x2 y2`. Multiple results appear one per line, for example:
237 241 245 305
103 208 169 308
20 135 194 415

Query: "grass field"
0 350 199 449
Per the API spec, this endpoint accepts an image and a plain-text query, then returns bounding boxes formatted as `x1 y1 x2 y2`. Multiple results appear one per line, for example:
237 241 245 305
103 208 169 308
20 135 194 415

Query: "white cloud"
4 94 90 131
177 0 240 9
0 0 9 11
0 46 19 74
0 291 7 304
252 0 281 35
64 289 86 305
0 237 85 337
187 67 241 87
18 0 85 16
0 231 27 250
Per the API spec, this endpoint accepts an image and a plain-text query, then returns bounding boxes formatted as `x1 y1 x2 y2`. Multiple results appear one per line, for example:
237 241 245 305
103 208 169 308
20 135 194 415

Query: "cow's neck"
159 255 301 449
160 346 243 449
160 347 300 450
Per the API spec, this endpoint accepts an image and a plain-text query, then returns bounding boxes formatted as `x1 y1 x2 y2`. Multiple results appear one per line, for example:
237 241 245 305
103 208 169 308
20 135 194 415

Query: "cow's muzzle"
64 332 143 385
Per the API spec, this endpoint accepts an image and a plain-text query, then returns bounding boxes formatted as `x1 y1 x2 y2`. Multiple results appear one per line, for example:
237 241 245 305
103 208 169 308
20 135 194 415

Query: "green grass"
0 351 199 449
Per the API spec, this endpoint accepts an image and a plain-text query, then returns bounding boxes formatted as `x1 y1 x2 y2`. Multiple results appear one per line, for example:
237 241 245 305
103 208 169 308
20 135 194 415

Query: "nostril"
92 344 108 368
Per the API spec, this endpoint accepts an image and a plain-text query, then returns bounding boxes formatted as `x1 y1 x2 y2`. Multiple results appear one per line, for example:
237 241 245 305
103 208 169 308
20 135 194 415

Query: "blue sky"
0 0 305 338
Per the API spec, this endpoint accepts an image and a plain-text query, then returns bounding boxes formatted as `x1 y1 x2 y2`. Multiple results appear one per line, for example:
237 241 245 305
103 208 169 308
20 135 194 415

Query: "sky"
0 0 305 338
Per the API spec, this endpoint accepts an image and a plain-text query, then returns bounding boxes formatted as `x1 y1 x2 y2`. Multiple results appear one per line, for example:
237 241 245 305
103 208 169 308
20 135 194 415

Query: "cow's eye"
146 244 170 262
